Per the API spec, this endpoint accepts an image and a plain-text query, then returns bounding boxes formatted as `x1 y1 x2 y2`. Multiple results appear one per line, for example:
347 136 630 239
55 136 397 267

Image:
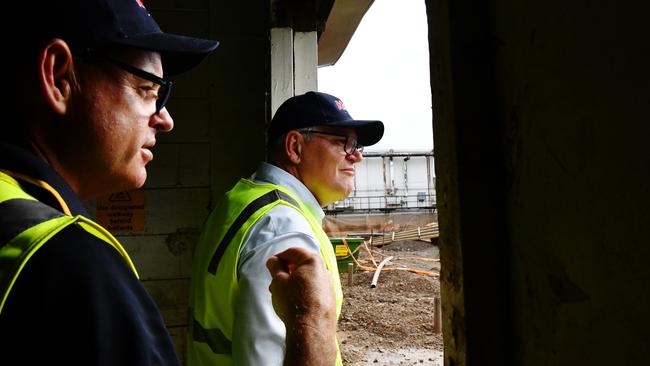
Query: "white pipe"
370 256 394 288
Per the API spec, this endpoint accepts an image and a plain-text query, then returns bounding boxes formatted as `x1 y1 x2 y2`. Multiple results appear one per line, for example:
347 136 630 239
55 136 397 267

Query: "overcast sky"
318 0 433 153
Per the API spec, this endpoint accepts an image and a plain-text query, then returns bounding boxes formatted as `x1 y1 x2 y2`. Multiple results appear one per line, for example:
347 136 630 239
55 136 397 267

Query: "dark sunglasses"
102 57 173 115
300 129 364 155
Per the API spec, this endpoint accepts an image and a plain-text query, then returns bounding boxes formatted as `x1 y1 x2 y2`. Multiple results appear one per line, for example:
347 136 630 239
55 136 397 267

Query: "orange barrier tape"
395 257 440 262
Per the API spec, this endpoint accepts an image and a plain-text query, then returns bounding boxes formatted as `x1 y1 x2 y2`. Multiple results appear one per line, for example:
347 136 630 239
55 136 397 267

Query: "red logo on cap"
135 0 146 9
335 100 347 111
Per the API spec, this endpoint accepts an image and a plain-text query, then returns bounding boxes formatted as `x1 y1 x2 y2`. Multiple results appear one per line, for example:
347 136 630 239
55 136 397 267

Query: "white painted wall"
330 151 436 211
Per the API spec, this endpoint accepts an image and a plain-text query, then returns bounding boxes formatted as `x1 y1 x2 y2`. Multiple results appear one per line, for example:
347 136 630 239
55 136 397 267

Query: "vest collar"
0 143 90 217
252 162 325 222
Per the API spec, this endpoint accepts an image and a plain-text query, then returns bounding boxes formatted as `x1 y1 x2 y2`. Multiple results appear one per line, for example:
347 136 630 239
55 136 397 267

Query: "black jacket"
0 143 180 366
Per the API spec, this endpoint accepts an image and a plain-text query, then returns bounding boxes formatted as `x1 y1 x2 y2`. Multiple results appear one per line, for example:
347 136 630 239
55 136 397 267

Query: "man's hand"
266 247 337 366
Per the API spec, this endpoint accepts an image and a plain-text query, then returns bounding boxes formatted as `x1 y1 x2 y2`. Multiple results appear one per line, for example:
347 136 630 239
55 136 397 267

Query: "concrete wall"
428 0 650 365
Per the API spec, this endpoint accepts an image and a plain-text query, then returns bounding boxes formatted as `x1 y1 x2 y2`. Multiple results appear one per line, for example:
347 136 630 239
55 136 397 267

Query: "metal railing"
325 192 436 213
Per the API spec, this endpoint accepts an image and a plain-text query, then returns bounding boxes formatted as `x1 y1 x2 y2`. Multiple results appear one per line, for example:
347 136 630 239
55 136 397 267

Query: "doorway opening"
317 1 441 364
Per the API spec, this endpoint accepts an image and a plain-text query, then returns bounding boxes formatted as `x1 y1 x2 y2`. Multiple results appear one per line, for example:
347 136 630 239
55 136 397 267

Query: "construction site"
331 228 441 365
320 149 441 365
337 241 443 366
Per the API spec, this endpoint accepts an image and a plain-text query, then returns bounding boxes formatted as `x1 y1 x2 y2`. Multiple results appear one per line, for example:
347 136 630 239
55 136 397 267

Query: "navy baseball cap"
21 0 219 76
268 91 384 147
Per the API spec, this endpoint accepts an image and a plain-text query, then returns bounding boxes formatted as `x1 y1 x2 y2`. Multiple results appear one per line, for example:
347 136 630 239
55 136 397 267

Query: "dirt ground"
337 240 443 365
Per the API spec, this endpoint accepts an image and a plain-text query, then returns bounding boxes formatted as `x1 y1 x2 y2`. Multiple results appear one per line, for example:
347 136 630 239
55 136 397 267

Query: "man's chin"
331 188 354 203
114 170 147 194
132 170 148 190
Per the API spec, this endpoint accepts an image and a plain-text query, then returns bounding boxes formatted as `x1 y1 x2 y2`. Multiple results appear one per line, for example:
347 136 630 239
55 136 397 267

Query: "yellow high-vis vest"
188 178 343 366
0 170 138 314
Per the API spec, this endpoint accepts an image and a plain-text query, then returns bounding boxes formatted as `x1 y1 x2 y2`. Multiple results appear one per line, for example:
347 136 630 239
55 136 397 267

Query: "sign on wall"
95 190 145 233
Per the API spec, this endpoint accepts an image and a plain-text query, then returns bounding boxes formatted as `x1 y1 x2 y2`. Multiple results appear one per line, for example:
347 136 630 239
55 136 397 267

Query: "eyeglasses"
102 57 173 115
300 129 364 155
78 55 172 115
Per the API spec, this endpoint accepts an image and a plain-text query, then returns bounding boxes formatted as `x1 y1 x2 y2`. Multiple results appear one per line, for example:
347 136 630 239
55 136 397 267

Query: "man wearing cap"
188 91 384 366
0 2 333 365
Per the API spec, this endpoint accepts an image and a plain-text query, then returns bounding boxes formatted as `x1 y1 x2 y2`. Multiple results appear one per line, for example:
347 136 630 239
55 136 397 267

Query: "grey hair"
266 129 314 162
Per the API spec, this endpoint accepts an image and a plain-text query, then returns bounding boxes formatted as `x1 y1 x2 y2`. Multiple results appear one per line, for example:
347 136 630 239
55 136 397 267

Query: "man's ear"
284 130 303 164
38 39 75 116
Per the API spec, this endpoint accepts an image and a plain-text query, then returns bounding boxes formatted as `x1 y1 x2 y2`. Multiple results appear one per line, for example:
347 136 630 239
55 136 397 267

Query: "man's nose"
151 107 174 132
347 149 363 163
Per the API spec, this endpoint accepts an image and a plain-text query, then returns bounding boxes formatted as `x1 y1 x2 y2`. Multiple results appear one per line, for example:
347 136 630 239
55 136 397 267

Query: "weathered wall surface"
428 0 650 365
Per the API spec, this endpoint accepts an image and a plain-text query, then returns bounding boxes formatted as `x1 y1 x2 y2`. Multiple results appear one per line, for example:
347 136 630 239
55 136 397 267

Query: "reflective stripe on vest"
190 311 231 354
0 198 65 244
188 179 343 366
207 189 299 275
0 171 138 314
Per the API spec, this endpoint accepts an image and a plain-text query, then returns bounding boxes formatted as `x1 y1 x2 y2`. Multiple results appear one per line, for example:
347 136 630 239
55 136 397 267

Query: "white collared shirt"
231 162 324 366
